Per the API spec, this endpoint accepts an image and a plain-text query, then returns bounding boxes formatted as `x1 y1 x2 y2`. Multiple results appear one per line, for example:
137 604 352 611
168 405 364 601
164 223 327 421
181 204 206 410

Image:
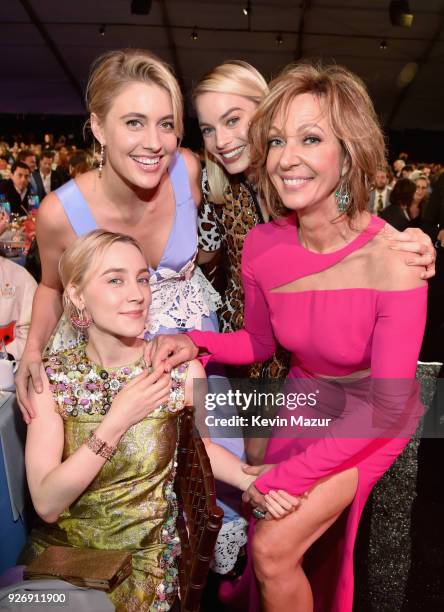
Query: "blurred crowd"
0 134 94 217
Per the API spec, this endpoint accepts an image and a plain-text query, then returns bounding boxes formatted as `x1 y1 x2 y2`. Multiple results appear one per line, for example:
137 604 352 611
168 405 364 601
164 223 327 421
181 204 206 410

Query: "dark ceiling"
1 0 444 132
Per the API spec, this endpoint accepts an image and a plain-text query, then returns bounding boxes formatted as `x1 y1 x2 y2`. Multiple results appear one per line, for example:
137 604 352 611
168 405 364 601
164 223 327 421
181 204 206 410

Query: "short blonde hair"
86 48 183 139
59 230 145 326
193 61 269 203
249 62 387 218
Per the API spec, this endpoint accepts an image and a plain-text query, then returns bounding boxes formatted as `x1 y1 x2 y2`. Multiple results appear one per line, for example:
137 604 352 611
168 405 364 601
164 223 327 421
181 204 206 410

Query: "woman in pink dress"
147 63 427 612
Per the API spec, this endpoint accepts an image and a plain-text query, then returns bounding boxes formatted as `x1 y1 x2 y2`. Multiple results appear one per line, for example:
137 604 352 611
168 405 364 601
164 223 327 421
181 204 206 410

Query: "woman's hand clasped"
105 364 172 433
242 463 303 520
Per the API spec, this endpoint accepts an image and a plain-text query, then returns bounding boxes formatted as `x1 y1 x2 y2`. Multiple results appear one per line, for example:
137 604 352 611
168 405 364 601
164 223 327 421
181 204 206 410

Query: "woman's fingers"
264 494 286 519
274 489 301 508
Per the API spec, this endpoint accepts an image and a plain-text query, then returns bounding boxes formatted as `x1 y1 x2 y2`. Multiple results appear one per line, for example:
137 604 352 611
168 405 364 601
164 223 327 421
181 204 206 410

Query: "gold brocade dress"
21 344 189 612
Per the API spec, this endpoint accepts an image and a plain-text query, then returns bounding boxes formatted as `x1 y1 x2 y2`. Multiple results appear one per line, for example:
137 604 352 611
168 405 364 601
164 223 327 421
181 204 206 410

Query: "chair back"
175 406 224 611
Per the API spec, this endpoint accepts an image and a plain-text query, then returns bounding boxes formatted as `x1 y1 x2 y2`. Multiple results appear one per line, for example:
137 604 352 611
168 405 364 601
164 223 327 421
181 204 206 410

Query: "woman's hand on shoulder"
383 225 435 280
144 334 199 370
180 147 202 206
380 227 428 290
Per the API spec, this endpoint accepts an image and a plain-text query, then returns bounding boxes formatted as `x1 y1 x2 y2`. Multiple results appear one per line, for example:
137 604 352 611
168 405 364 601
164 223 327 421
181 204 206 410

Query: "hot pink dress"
189 214 427 612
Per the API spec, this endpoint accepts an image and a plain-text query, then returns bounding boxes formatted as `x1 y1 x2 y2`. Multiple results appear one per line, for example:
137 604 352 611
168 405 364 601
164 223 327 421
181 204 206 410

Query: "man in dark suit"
32 150 62 202
368 168 392 214
0 161 33 215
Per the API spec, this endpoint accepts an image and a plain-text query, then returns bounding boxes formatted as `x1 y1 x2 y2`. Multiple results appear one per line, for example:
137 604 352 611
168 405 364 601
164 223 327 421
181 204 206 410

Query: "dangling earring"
98 143 105 178
335 180 351 213
70 307 92 331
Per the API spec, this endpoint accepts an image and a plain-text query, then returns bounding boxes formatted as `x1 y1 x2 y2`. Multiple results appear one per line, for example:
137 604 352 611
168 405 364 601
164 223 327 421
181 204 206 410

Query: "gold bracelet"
86 431 117 461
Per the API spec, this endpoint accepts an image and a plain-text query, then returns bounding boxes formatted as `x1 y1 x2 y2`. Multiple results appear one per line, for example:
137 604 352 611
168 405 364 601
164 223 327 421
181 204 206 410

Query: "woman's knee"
252 525 302 581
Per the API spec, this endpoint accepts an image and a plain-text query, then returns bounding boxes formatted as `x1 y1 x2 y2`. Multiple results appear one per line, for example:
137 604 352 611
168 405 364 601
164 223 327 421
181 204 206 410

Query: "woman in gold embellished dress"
21 230 296 611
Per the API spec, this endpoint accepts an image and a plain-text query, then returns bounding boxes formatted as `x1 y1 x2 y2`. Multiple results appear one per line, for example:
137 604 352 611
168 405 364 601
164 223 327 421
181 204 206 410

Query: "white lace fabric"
46 258 222 355
210 517 248 574
146 258 222 335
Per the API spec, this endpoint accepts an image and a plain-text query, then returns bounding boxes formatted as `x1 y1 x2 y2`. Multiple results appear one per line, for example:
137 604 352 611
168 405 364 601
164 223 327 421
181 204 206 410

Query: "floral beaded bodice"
44 343 188 418
34 343 190 611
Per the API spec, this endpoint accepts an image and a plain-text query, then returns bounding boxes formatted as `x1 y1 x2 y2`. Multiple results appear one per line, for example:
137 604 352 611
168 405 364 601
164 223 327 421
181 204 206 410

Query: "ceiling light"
276 33 283 46
99 25 106 36
190 27 198 41
131 0 152 15
389 1 414 27
243 2 251 16
379 40 387 50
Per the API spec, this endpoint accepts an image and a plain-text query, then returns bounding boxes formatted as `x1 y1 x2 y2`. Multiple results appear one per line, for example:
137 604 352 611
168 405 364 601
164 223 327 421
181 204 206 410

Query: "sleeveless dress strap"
54 180 98 236
168 150 193 206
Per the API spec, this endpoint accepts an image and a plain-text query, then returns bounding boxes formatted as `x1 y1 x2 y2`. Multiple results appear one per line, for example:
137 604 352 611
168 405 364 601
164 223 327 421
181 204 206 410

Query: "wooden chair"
174 406 224 612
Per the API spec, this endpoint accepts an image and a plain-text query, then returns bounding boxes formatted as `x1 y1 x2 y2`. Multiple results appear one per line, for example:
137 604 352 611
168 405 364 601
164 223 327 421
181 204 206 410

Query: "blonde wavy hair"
59 230 145 328
85 48 183 140
249 62 387 218
193 60 269 203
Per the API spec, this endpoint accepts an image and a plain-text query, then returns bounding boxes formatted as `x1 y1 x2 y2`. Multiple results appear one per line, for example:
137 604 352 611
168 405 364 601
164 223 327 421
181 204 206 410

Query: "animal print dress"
198 168 289 381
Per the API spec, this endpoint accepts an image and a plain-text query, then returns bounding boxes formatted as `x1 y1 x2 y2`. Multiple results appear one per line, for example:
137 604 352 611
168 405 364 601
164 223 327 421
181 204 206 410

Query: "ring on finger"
252 507 266 520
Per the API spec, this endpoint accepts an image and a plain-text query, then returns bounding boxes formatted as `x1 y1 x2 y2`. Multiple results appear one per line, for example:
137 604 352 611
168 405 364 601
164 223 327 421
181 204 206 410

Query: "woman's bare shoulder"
366 226 427 291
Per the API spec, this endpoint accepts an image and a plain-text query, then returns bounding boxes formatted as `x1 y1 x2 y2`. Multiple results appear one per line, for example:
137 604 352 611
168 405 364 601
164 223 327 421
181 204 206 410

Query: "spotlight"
379 39 387 50
276 33 283 46
131 0 152 15
99 25 106 36
389 1 414 27
243 2 251 16
190 27 198 41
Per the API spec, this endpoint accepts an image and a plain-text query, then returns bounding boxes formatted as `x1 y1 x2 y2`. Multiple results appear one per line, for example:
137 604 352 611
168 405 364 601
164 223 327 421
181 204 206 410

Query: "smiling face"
266 93 345 213
73 242 151 339
196 92 258 175
92 81 178 190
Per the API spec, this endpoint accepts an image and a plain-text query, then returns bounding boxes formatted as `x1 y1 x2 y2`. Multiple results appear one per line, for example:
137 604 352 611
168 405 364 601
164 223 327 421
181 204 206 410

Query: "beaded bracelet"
86 431 117 461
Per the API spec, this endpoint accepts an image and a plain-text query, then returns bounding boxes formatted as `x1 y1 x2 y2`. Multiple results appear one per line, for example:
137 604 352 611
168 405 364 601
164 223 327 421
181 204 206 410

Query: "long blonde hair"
249 62 387 218
193 60 268 203
86 48 183 140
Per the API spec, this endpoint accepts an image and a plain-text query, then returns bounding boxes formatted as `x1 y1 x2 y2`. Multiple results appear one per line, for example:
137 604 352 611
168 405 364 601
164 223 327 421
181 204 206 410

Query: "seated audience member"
68 151 90 178
368 167 391 213
54 145 71 184
410 173 430 220
0 214 37 360
401 164 415 179
20 230 294 611
32 150 63 201
0 155 10 180
380 178 416 231
17 150 37 174
17 150 38 193
0 161 32 215
393 158 406 178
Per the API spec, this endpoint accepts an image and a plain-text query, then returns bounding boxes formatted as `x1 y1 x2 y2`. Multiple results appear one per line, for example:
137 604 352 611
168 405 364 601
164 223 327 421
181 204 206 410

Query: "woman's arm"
254 258 427 497
25 368 125 523
147 229 276 369
184 360 299 517
15 194 69 419
189 229 277 363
